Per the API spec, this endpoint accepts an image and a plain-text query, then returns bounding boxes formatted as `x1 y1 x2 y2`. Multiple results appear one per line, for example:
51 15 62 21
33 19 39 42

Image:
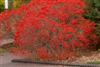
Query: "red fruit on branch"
0 0 98 61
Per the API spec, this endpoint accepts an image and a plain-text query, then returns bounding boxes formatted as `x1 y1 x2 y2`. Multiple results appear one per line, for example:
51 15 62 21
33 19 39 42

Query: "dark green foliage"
84 0 100 39
87 61 100 64
84 0 100 49
0 0 4 13
23 0 30 3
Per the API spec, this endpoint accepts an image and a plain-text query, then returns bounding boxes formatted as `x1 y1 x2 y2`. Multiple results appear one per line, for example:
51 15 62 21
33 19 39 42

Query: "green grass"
0 48 6 54
87 61 100 64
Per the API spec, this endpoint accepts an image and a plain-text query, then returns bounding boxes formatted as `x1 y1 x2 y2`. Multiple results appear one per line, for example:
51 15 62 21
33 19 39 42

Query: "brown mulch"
70 49 100 64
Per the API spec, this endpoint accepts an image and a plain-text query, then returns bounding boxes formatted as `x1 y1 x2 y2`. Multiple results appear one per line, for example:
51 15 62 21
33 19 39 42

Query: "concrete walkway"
0 53 20 65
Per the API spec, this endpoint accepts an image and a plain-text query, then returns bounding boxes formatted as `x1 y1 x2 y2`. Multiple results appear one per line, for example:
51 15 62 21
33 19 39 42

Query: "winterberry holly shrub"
0 0 99 61
0 3 29 38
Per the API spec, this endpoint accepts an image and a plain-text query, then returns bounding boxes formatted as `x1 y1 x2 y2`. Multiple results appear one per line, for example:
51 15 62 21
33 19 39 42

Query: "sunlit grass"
0 48 6 54
87 61 100 64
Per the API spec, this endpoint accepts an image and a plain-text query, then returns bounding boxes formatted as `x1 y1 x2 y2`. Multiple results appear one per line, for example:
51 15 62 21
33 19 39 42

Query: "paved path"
0 53 21 65
0 53 71 67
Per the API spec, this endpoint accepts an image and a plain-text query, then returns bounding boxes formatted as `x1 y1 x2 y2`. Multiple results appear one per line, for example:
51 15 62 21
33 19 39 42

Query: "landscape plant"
0 0 99 61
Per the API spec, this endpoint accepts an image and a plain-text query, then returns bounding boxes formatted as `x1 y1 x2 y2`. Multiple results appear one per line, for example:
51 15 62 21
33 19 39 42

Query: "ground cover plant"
0 0 99 61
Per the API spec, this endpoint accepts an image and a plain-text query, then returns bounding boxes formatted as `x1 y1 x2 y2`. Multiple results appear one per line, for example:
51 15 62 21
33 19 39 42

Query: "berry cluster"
0 0 98 60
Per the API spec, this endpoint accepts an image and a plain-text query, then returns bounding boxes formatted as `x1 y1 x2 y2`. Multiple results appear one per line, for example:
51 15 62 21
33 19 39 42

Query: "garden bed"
72 50 100 64
11 49 100 65
1 43 100 64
